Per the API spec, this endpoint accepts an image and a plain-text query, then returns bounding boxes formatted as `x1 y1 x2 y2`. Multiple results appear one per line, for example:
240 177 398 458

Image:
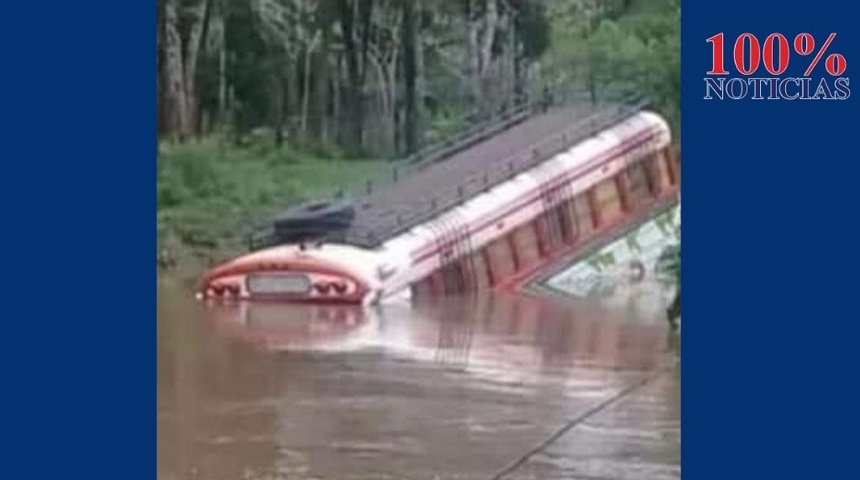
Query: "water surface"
158 283 679 480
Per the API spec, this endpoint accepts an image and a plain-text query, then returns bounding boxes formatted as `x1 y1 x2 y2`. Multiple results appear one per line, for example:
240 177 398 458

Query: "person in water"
661 245 681 331
667 256 680 331
667 286 680 331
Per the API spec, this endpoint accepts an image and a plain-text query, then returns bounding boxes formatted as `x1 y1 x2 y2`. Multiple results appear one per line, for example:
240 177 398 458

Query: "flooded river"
158 281 680 480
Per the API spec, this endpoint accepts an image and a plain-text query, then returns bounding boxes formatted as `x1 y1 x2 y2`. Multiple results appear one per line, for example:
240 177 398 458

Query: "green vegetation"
543 0 681 133
157 138 388 270
156 0 680 272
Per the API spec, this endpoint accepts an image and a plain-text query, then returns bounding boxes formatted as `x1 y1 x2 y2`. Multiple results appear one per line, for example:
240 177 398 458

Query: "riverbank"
157 137 389 277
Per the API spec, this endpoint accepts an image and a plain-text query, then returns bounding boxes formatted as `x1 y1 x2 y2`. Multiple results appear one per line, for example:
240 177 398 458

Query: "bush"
543 0 680 134
156 138 389 267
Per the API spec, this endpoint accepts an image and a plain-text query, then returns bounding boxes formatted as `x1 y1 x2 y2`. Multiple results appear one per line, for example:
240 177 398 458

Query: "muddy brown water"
158 282 680 480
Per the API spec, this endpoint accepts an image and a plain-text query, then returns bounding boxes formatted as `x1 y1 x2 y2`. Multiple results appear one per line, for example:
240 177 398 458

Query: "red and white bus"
198 110 679 305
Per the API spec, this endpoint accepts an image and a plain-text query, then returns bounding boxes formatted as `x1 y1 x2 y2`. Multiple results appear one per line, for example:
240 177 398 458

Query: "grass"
157 136 390 272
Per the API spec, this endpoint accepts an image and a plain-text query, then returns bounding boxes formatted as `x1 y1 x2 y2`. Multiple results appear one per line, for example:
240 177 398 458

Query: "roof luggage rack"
246 94 650 251
339 97 650 248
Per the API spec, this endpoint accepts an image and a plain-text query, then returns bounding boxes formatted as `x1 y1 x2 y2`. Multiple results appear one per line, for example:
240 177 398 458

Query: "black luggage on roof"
249 198 356 251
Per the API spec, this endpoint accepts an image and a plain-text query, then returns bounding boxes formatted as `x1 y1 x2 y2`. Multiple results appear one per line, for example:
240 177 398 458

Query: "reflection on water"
158 283 679 480
203 293 671 371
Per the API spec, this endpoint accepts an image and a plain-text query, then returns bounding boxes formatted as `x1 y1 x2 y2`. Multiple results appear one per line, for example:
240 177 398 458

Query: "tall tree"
336 0 374 152
511 0 550 99
163 0 188 141
183 0 211 137
465 0 501 114
311 1 336 143
159 0 211 141
402 0 419 153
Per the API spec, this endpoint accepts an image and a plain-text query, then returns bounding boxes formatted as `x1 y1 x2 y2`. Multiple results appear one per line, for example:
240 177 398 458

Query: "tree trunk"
479 0 498 75
467 8 481 113
196 105 206 141
386 43 400 156
416 30 426 125
274 77 285 148
183 0 210 137
312 32 330 144
217 1 227 132
358 0 373 89
402 0 419 154
466 0 501 116
366 49 389 130
332 56 341 143
163 0 187 141
157 0 164 138
300 35 318 141
481 0 499 109
337 0 364 153
510 2 525 103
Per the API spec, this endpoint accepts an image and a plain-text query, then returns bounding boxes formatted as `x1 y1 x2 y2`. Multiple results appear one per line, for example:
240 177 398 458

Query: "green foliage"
592 0 680 128
157 0 681 271
513 0 552 60
157 138 388 261
543 0 680 133
426 114 470 144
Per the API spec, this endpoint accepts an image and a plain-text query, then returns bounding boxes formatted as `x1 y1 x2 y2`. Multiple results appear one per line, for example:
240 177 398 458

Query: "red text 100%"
704 32 849 101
